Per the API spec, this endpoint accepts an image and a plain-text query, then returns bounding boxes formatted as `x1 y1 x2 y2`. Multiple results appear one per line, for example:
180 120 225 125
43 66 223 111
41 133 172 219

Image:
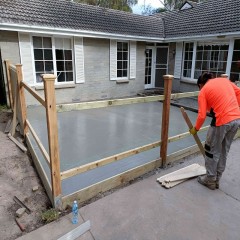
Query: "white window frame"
110 40 136 81
116 41 129 80
182 40 231 82
31 35 75 85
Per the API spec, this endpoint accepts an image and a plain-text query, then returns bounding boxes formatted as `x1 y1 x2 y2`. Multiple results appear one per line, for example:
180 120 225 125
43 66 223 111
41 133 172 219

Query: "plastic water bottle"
72 200 79 224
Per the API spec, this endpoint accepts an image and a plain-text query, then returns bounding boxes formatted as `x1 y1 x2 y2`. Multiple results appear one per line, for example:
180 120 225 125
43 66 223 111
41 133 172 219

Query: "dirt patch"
0 110 51 240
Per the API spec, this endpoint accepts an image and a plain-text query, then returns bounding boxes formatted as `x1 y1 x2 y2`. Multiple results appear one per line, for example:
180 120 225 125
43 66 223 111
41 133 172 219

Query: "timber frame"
5 61 240 209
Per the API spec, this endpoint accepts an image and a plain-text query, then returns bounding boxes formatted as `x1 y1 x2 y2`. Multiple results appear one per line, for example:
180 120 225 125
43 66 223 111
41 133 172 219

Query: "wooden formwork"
6 62 239 209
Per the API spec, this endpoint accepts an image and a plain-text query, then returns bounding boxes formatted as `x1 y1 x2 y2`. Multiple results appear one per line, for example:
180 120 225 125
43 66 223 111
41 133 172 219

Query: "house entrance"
144 46 169 89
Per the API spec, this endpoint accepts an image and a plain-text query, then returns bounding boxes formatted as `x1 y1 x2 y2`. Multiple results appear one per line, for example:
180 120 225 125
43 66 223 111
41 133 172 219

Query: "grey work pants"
204 119 240 180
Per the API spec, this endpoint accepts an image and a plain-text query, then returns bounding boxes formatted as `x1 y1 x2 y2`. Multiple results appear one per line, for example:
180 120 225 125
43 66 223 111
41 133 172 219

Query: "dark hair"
197 72 214 88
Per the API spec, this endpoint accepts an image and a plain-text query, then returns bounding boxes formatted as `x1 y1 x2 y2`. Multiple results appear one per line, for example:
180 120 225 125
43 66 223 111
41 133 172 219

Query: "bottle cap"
74 200 77 204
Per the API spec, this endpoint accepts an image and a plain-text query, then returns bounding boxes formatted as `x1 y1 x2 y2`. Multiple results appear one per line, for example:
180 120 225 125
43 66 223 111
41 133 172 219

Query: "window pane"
117 52 122 60
56 50 64 60
57 61 64 71
122 43 128 51
117 61 122 69
65 61 72 71
66 72 73 82
234 39 240 50
123 70 127 77
65 50 72 60
117 42 122 50
35 61 44 72
123 61 128 69
123 52 128 60
33 37 42 48
36 73 43 83
117 70 122 77
64 39 71 49
34 49 43 60
57 72 65 82
45 61 53 72
44 49 53 60
55 38 63 49
43 37 52 48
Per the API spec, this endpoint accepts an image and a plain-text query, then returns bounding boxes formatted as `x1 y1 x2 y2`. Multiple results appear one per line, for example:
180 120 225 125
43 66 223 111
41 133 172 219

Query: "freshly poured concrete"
27 102 211 196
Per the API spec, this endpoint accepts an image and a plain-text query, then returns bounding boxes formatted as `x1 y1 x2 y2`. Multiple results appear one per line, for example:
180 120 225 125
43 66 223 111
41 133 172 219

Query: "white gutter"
0 23 164 42
164 32 240 42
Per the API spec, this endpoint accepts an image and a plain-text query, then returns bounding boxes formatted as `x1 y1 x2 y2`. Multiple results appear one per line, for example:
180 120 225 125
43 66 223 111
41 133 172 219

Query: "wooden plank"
16 65 28 136
4 60 14 109
43 74 62 208
158 164 201 189
57 220 91 240
26 119 50 167
8 133 27 152
4 119 12 133
164 166 206 182
61 140 161 180
180 107 205 157
25 134 53 205
160 75 174 166
157 163 201 183
56 95 165 112
10 85 18 136
21 81 46 107
171 91 199 100
62 158 162 208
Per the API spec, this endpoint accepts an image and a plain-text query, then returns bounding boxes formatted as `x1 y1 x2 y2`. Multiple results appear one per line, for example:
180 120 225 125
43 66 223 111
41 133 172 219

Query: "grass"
41 208 59 223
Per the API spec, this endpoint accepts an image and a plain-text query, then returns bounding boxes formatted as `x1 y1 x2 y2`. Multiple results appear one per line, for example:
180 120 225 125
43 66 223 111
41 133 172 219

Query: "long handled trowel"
180 107 205 157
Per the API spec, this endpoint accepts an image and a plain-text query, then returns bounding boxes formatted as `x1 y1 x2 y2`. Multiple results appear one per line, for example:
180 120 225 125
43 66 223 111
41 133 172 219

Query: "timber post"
15 64 28 137
4 60 13 110
160 75 174 167
42 74 62 209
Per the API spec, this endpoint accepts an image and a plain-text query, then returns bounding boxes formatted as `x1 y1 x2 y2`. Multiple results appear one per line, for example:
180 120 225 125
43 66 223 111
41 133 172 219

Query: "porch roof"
0 0 164 40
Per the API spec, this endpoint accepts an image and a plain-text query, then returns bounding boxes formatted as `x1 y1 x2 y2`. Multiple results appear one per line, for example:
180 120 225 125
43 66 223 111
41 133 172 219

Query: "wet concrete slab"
27 102 211 196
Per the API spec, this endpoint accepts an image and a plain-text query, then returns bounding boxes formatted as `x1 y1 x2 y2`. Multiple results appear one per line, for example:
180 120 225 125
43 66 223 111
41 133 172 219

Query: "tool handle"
180 107 205 157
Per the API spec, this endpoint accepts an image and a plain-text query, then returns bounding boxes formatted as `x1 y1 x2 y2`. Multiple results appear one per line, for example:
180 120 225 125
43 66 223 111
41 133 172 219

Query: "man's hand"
189 127 198 135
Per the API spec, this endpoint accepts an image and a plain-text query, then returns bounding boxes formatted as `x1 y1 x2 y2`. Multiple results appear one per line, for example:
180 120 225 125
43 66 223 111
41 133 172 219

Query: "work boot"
197 176 216 190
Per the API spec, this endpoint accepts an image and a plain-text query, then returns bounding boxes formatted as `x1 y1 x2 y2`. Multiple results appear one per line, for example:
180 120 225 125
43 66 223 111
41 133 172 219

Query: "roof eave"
164 32 240 42
0 23 164 42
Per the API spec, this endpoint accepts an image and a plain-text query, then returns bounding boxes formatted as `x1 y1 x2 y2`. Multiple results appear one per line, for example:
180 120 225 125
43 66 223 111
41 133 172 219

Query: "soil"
0 110 51 240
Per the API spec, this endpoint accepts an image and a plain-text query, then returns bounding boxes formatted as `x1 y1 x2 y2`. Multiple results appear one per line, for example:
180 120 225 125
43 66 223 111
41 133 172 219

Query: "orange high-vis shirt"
195 78 240 130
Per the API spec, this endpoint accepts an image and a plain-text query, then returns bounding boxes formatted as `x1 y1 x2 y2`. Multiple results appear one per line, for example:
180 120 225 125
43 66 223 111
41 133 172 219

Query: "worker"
189 72 240 190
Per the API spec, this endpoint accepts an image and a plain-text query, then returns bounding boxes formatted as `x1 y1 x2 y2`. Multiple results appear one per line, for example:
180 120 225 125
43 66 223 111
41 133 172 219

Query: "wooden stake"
4 60 13 110
42 74 62 209
16 64 28 137
160 75 174 167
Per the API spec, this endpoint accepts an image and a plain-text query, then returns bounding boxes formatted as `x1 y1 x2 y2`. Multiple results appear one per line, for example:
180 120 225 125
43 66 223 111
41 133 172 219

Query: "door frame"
144 46 156 89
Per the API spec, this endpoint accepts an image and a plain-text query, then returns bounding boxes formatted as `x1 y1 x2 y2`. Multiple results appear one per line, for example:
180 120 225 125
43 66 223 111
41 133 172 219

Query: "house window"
55 38 73 82
182 41 229 80
33 36 73 83
230 39 240 81
117 42 128 78
194 42 228 78
183 42 194 78
33 36 54 83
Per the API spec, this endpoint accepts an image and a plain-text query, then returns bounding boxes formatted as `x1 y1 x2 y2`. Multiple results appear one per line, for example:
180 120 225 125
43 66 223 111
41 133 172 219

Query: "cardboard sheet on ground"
157 163 206 188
